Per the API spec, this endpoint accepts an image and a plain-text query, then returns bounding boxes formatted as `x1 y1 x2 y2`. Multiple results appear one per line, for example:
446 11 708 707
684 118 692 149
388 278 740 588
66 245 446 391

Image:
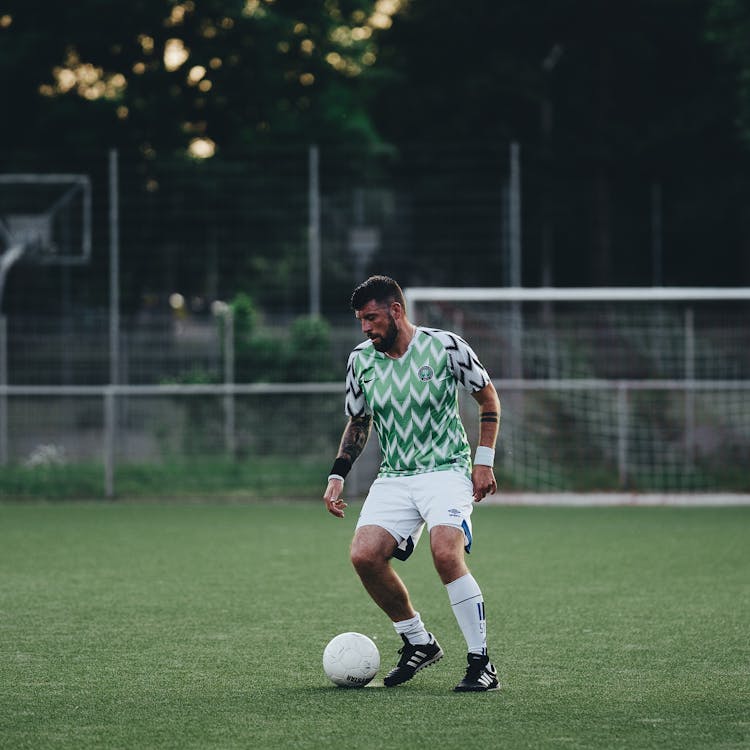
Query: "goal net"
406 288 750 493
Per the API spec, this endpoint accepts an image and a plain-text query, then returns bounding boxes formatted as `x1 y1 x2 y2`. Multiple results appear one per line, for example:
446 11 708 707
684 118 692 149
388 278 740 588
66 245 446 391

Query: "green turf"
0 502 748 749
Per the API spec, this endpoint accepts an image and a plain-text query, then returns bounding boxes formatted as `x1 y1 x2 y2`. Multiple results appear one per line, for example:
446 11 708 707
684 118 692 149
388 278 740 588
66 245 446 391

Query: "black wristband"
329 456 352 479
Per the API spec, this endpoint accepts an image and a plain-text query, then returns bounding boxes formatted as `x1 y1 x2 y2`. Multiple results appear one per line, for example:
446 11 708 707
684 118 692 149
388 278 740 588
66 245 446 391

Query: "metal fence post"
508 141 523 380
0 315 7 465
617 381 629 488
684 307 695 467
104 387 116 499
109 149 120 388
308 144 321 317
223 310 235 458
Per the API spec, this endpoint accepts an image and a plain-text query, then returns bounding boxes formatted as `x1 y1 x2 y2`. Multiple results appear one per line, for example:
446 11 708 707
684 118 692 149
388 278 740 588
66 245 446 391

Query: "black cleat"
453 653 500 692
383 634 444 687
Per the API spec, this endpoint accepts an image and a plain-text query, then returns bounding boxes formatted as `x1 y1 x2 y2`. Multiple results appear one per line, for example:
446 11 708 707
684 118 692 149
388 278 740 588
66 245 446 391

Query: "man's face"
355 299 398 352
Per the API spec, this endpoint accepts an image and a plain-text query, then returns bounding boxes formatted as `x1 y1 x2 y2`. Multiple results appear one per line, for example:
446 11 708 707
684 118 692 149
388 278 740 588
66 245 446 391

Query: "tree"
0 1 409 315
0 0 400 157
370 0 748 286
707 0 750 140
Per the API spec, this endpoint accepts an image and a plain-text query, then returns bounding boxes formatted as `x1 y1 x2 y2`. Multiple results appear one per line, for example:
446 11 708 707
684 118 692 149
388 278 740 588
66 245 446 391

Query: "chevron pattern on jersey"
344 327 490 478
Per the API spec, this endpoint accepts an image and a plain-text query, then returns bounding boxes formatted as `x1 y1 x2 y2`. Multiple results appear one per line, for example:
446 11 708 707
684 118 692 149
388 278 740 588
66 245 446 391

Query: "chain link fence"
2 144 750 498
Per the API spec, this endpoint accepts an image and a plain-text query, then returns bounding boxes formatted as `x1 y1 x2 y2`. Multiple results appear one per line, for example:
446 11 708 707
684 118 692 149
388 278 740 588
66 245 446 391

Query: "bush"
230 293 336 383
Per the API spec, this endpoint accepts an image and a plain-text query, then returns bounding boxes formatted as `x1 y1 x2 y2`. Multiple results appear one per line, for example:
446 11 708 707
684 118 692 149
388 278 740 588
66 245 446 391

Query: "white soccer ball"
323 632 380 687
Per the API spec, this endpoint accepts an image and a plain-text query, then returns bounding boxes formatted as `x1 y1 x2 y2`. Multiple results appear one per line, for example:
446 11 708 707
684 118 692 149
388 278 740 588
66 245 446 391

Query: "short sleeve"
344 349 370 417
445 333 491 393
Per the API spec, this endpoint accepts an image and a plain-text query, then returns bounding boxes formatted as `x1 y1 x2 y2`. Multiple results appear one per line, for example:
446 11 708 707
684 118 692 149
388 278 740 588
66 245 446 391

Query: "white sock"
392 611 431 645
446 573 487 655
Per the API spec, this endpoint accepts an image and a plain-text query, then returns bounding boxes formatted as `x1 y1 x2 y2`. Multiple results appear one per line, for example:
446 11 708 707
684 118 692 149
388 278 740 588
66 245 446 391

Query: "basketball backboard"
0 174 91 265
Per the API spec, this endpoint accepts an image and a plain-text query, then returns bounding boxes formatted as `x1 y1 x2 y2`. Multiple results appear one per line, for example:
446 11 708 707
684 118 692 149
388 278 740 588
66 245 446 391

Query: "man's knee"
431 546 463 577
430 525 468 582
350 526 394 574
350 543 378 574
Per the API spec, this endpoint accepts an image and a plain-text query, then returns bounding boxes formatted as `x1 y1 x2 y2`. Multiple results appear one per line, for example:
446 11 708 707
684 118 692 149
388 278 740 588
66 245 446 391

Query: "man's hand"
471 465 497 502
323 478 348 518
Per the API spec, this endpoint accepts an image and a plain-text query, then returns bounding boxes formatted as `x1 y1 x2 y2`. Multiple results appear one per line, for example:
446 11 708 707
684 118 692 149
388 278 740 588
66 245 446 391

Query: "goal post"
404 287 750 493
405 286 750 303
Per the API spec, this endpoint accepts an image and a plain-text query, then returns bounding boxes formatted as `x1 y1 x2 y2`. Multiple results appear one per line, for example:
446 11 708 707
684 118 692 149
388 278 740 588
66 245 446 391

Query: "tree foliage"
707 0 750 143
371 0 748 285
231 293 335 382
0 0 396 156
1 0 749 296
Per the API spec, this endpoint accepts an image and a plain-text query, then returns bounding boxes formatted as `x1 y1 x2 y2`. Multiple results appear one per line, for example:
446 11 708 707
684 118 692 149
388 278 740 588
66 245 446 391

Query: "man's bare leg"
349 525 415 621
351 524 444 686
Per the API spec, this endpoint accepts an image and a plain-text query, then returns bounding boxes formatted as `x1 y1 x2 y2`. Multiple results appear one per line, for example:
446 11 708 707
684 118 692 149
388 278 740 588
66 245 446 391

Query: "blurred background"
1 0 749 499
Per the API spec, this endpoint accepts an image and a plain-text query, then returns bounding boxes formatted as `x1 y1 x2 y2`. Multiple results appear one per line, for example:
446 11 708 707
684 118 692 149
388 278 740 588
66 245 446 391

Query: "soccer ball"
322 632 380 687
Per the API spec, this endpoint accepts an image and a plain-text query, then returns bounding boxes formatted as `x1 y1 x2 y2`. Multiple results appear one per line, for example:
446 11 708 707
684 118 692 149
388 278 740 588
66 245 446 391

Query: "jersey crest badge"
418 365 434 382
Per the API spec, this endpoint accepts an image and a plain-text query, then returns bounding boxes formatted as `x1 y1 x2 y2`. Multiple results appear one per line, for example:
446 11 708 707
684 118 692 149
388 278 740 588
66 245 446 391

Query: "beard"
370 315 398 352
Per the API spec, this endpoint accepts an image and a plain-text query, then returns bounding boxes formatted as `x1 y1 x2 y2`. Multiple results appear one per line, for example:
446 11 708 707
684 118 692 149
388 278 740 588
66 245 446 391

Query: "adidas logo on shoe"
383 634 444 687
454 652 500 692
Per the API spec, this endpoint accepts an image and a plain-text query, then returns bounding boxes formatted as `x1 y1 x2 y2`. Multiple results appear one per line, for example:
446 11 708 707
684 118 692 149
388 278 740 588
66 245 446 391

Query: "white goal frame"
405 286 750 306
404 286 750 505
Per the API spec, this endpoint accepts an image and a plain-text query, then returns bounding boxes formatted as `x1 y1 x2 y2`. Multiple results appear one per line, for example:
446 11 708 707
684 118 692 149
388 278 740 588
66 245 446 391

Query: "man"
323 275 501 692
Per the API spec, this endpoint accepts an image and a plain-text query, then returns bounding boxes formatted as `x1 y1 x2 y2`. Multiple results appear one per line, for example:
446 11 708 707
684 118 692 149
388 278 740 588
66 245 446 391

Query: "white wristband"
474 446 495 467
327 474 345 483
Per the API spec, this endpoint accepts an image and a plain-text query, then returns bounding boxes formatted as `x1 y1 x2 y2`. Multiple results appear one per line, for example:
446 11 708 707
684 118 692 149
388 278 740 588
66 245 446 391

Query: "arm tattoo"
338 414 372 464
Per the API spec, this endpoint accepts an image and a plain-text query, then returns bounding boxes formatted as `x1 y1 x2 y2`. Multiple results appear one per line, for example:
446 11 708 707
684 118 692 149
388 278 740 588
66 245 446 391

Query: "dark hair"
350 275 406 312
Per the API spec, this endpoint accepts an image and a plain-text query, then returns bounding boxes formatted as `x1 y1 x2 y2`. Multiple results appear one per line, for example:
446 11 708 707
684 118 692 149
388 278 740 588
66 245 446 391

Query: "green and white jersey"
345 327 491 478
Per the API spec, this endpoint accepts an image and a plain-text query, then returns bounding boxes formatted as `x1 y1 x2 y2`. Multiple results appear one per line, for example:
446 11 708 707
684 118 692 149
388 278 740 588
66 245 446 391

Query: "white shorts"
355 469 475 561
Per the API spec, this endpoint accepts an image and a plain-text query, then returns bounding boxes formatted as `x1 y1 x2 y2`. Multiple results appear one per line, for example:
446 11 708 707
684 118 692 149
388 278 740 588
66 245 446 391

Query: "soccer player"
323 275 501 692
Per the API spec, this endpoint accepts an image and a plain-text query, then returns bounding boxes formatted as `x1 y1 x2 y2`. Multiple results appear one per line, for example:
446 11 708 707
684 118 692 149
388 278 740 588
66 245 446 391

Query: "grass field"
1 501 748 749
